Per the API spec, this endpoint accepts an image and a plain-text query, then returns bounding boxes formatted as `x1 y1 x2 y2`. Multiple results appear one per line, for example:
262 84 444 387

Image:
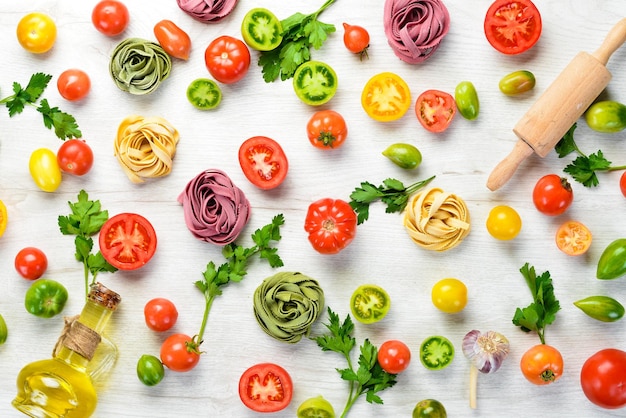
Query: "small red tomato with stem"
57 69 91 101
160 333 200 372
306 110 348 149
15 247 48 280
144 297 178 332
57 139 94 176
343 23 370 59
378 339 411 374
520 344 563 385
532 174 573 216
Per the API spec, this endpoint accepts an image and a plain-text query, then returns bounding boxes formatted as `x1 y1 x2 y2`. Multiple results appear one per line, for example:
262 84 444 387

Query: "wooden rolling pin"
487 18 626 191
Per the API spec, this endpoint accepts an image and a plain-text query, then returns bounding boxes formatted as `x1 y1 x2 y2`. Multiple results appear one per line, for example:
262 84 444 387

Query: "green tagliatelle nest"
109 38 172 95
253 272 325 344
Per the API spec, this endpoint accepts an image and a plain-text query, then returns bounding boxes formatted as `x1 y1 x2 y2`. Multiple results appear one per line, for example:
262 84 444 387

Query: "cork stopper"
88 282 122 311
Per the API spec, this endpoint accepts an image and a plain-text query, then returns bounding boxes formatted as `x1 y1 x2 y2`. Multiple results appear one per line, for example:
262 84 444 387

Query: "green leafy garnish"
315 307 397 418
58 190 117 296
0 73 81 140
192 215 285 351
349 175 436 224
258 0 336 82
555 123 626 187
512 263 561 345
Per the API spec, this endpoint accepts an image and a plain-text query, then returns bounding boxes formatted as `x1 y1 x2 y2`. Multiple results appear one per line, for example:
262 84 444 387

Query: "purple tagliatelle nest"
177 169 251 246
176 0 238 23
384 0 451 64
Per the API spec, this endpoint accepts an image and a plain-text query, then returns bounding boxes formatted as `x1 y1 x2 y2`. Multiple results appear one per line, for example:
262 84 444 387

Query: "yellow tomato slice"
0 199 7 238
361 72 411 122
556 220 592 256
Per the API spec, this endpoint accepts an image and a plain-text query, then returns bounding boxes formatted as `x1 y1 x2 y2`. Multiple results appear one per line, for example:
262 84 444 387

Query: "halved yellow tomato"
555 220 592 256
361 72 411 122
0 199 7 238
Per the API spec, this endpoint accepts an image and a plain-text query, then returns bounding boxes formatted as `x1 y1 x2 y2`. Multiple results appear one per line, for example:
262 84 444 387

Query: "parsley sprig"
349 175 436 224
555 123 626 187
315 308 397 418
58 190 117 296
259 0 336 82
192 215 285 350
512 263 561 345
0 73 81 140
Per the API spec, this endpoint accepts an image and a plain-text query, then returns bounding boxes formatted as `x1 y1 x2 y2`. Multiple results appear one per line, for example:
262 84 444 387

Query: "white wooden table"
1 1 625 417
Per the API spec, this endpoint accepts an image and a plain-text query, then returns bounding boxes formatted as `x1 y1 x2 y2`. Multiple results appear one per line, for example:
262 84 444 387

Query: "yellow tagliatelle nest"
114 115 180 183
403 187 470 251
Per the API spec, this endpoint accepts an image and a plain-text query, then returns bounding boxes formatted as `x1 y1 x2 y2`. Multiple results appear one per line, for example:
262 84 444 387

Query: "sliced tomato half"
238 136 288 190
415 90 457 133
361 72 411 122
484 0 542 55
99 212 157 270
238 363 293 413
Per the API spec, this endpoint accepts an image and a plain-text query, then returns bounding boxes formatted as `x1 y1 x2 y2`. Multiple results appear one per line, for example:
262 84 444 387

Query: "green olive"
413 399 447 418
574 296 625 322
454 81 479 120
382 143 422 169
499 70 536 95
585 100 626 133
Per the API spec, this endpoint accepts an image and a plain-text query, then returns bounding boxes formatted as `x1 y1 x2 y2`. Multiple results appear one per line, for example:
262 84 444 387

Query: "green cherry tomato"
297 395 335 418
350 284 391 324
29 148 62 192
241 8 283 51
596 238 626 280
499 70 536 95
382 143 422 169
585 100 626 133
0 313 7 345
486 205 522 240
412 399 447 418
419 335 455 370
137 354 165 386
186 78 222 110
574 296 625 322
293 61 338 106
24 278 68 318
454 81 479 120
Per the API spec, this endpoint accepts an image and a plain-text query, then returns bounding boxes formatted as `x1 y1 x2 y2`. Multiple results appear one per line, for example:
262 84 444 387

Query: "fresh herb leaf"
512 263 561 345
349 175 435 224
315 307 397 418
259 0 336 82
38 99 82 140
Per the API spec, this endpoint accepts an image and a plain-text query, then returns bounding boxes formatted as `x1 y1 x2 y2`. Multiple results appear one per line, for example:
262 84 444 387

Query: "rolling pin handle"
592 17 626 64
486 139 534 191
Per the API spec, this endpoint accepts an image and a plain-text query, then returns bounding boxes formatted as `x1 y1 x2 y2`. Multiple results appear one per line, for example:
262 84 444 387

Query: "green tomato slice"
241 8 283 51
186 78 222 110
293 61 338 106
297 395 335 418
350 284 391 324
419 335 455 370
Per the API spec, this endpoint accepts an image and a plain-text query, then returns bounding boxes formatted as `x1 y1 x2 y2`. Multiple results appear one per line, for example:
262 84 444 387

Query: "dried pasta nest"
109 38 172 95
403 187 470 251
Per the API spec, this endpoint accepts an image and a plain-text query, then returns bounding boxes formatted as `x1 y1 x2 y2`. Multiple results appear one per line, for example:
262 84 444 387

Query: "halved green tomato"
293 61 338 106
297 395 335 418
186 78 222 110
361 72 411 122
350 284 390 324
241 8 283 51
419 335 455 370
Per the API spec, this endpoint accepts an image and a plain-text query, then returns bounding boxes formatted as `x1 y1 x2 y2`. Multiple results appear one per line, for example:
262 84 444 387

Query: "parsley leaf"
38 99 82 140
512 263 561 345
349 175 435 224
315 307 397 417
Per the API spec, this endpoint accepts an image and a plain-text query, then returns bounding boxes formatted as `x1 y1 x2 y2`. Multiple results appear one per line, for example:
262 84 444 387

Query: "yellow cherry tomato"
486 205 522 240
29 148 62 192
0 199 7 238
431 278 467 313
17 12 57 54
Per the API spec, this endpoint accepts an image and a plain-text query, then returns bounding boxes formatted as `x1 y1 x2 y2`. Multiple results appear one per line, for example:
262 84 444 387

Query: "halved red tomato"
415 90 456 133
238 136 288 190
361 72 411 122
238 363 293 413
99 213 157 270
484 0 542 55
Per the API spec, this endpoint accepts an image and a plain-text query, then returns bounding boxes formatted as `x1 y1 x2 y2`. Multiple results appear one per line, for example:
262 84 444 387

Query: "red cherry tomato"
306 110 348 149
238 136 288 190
57 139 94 176
580 348 626 409
204 35 251 84
620 171 626 198
98 212 157 270
154 20 191 60
378 340 411 374
304 198 357 254
160 333 200 372
532 174 573 216
144 297 178 332
92 0 129 36
57 69 91 101
343 23 370 57
415 90 457 133
238 363 293 413
520 344 563 385
15 247 48 280
484 0 542 55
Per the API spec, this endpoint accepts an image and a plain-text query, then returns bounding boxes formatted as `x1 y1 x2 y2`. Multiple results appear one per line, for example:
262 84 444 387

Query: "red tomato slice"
415 90 457 133
238 136 288 190
484 0 542 55
238 363 293 413
99 213 157 270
